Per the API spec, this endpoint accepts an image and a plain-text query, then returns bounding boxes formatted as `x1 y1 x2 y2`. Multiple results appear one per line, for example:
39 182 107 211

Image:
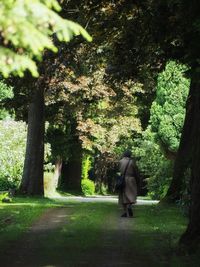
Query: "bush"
134 129 173 200
0 80 14 119
81 179 95 196
0 120 26 190
82 154 92 180
0 192 12 203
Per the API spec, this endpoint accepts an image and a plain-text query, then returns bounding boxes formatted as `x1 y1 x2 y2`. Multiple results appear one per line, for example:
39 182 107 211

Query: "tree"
19 77 46 195
134 61 190 200
1 0 93 195
0 0 92 78
150 61 189 159
139 0 200 249
4 0 157 195
65 0 200 248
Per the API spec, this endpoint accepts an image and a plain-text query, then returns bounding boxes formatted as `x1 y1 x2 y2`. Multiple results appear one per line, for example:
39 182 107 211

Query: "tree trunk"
163 80 194 202
53 156 62 190
179 75 200 250
59 123 82 192
19 83 45 196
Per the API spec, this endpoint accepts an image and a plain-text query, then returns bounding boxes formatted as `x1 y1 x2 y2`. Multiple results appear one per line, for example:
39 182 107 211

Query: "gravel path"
54 195 159 205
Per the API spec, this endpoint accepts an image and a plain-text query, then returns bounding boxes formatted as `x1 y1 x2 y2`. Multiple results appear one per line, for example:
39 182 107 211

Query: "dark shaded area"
0 202 194 267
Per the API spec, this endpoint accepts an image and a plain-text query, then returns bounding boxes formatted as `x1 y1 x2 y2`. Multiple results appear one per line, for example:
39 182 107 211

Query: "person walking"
118 150 139 217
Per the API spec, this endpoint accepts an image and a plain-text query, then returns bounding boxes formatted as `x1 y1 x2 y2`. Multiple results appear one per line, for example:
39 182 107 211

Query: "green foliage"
82 154 92 180
0 120 26 190
0 80 13 100
0 197 56 251
135 129 173 200
0 109 10 120
150 61 190 153
0 0 92 77
135 61 190 199
0 80 13 119
81 179 95 196
44 141 55 172
0 192 10 202
0 120 55 191
99 183 108 195
46 124 73 162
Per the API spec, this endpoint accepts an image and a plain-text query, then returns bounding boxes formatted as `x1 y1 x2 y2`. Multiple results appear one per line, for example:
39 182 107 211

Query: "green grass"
36 202 113 266
132 204 186 265
0 197 200 266
0 197 61 249
132 204 200 266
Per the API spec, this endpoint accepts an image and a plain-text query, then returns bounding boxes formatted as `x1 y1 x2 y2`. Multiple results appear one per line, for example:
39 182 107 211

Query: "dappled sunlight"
0 198 60 208
0 0 200 261
44 172 60 198
0 199 197 266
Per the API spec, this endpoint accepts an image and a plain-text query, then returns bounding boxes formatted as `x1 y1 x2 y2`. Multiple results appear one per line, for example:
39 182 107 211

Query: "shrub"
0 80 14 119
82 154 92 180
0 192 12 203
134 129 173 200
81 179 95 196
0 120 26 190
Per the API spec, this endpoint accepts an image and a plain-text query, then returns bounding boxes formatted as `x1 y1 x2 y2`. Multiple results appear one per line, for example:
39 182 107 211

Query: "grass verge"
0 197 200 266
0 197 60 249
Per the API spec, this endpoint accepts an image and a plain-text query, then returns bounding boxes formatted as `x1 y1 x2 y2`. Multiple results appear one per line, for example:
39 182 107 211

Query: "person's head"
123 150 132 158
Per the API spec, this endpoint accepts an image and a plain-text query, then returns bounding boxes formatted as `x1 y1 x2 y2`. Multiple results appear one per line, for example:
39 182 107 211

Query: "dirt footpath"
1 198 163 267
1 207 71 267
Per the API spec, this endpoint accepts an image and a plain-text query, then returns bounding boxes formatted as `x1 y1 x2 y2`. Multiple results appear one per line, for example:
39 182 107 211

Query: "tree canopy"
0 0 92 77
1 0 200 251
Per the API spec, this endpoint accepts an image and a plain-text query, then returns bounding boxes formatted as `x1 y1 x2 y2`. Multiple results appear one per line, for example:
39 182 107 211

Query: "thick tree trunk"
59 123 82 192
163 80 194 202
19 83 45 196
179 75 200 250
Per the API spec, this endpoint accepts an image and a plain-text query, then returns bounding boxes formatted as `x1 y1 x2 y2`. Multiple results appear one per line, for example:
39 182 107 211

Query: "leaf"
0 0 92 77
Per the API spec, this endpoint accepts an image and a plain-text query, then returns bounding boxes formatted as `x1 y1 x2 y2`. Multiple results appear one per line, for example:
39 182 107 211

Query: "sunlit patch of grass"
30 202 114 265
0 197 200 266
0 197 63 249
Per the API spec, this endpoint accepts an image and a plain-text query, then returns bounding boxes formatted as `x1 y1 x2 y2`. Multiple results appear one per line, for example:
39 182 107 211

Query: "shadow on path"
1 197 176 267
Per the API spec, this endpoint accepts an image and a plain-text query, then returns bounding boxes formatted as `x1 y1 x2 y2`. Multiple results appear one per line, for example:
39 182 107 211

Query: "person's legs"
128 204 133 217
121 204 128 217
